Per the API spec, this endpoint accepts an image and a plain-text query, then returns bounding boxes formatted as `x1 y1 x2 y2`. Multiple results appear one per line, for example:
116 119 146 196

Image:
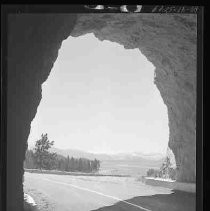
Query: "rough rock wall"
70 14 197 183
7 14 77 211
7 13 196 211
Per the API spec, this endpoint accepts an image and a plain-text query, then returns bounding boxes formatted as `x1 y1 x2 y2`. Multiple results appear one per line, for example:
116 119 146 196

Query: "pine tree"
33 133 57 170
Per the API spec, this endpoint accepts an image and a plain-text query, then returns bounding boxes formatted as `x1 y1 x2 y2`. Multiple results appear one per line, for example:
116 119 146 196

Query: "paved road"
23 172 195 211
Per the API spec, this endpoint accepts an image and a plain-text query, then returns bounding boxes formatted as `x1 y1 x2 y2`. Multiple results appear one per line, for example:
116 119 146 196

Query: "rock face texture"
70 14 197 183
7 14 77 211
6 13 196 210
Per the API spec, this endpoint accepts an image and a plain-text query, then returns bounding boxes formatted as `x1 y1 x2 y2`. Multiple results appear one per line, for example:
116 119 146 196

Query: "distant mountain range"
28 144 166 167
48 147 165 164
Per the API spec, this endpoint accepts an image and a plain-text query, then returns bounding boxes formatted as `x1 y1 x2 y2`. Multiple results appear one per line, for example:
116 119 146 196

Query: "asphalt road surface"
23 172 195 211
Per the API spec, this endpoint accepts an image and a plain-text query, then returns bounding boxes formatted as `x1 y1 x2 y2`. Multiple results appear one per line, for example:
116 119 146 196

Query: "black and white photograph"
1 5 203 211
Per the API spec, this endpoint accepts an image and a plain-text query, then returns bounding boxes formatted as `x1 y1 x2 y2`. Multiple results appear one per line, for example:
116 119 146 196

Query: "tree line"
24 134 100 173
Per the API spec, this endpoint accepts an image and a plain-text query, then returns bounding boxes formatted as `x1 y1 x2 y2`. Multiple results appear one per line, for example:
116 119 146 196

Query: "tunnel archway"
27 33 170 158
7 13 196 210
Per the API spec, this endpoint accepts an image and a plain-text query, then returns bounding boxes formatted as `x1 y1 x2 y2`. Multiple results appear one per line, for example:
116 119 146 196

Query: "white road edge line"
42 178 152 211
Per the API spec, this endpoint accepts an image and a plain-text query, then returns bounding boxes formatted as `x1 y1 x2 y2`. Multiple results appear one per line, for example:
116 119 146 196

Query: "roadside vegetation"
24 133 100 173
146 155 177 180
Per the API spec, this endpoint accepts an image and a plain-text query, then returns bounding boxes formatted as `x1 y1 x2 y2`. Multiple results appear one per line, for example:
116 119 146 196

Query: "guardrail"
140 176 196 193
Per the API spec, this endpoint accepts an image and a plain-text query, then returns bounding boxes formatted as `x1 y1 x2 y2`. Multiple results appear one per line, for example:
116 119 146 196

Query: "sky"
27 33 169 155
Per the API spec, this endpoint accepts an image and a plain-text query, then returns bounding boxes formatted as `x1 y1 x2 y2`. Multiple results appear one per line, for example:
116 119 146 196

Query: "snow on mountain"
49 147 165 163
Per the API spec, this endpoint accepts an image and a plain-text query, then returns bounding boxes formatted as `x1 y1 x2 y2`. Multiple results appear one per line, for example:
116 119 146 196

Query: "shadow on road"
92 190 196 211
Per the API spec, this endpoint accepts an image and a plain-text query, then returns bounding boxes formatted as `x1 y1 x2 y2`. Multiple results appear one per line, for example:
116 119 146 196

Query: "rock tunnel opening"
23 32 176 210
25 32 171 167
6 13 196 210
